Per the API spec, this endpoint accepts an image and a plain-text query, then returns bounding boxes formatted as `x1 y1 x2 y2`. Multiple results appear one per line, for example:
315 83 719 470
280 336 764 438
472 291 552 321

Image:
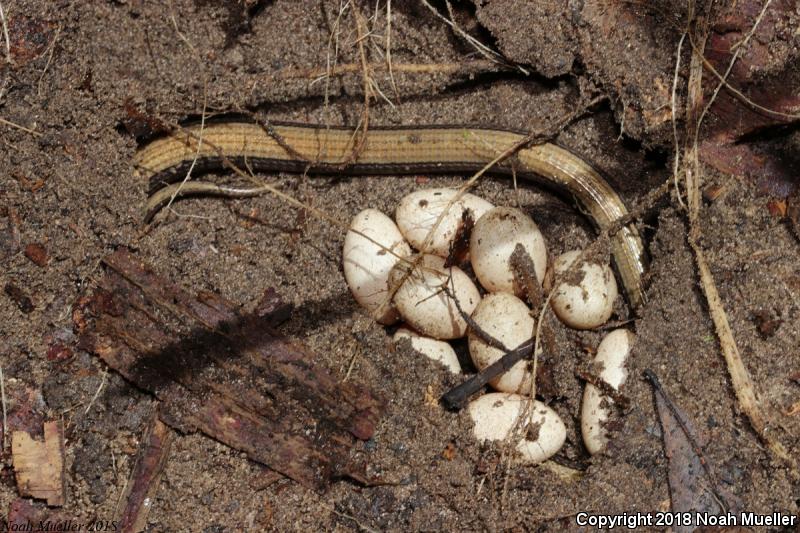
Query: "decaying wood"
116 410 173 533
11 421 66 506
83 249 384 492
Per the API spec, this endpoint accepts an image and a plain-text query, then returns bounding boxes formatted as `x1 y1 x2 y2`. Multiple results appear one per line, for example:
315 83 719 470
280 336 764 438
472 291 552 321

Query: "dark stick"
442 275 508 352
441 338 535 410
439 258 539 410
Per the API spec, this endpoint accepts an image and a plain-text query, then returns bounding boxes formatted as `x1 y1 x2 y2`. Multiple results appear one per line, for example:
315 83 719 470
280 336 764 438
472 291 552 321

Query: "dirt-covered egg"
389 254 480 339
581 329 633 455
468 393 566 464
468 293 534 393
550 250 618 329
470 207 547 295
343 209 412 324
394 327 461 374
395 188 494 256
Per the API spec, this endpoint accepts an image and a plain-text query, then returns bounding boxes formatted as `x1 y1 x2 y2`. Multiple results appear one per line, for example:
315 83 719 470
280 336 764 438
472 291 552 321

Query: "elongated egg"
343 209 412 324
581 329 634 454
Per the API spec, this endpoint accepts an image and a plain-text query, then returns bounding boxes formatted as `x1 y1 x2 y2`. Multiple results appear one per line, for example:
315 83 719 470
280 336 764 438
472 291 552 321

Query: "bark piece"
11 421 66 506
116 411 173 533
83 249 383 492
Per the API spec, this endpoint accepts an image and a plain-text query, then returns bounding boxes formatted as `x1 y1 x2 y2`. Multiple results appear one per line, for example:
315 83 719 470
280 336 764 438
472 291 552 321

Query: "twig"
273 60 505 83
344 347 359 381
384 0 397 95
349 3 374 164
322 0 350 127
0 1 11 65
168 0 198 55
683 10 797 474
0 116 43 137
671 32 687 209
418 0 526 75
420 94 607 257
445 276 508 352
441 339 535 410
0 364 7 452
164 85 207 218
84 369 108 415
37 25 61 96
694 0 773 139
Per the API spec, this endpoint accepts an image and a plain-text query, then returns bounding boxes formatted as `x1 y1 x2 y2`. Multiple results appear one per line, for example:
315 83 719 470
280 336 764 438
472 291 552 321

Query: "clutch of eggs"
343 188 629 462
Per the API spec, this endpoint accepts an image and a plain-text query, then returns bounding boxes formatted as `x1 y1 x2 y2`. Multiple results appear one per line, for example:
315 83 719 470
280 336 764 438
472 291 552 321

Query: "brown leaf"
646 371 735 532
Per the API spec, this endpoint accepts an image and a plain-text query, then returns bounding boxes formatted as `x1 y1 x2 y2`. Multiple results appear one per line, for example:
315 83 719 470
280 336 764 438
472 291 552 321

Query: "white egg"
393 327 461 374
389 254 480 339
468 293 534 393
581 329 634 455
550 250 618 329
343 209 412 324
395 188 494 256
470 207 547 295
468 393 566 464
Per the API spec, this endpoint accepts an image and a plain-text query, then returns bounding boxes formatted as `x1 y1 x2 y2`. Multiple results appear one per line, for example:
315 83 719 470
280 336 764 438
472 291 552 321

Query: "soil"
1 0 798 531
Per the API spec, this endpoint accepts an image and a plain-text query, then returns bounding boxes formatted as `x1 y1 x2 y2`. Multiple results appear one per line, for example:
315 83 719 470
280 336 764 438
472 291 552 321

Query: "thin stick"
349 3 374 164
36 25 61 96
683 9 797 473
441 339 534 410
418 0 525 74
528 290 556 399
344 349 359 381
322 0 350 127
384 0 398 95
0 1 11 65
0 117 42 137
84 369 108 415
169 0 198 55
418 95 607 257
0 364 7 451
164 86 207 217
671 32 687 209
694 0 773 139
281 60 504 83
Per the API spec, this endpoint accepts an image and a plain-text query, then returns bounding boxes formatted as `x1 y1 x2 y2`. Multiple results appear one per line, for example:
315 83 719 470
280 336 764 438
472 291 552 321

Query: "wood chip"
116 410 173 533
11 421 66 506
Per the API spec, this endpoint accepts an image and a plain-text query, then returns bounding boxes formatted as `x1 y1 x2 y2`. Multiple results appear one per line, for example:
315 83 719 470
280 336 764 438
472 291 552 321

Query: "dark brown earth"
1 0 798 531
